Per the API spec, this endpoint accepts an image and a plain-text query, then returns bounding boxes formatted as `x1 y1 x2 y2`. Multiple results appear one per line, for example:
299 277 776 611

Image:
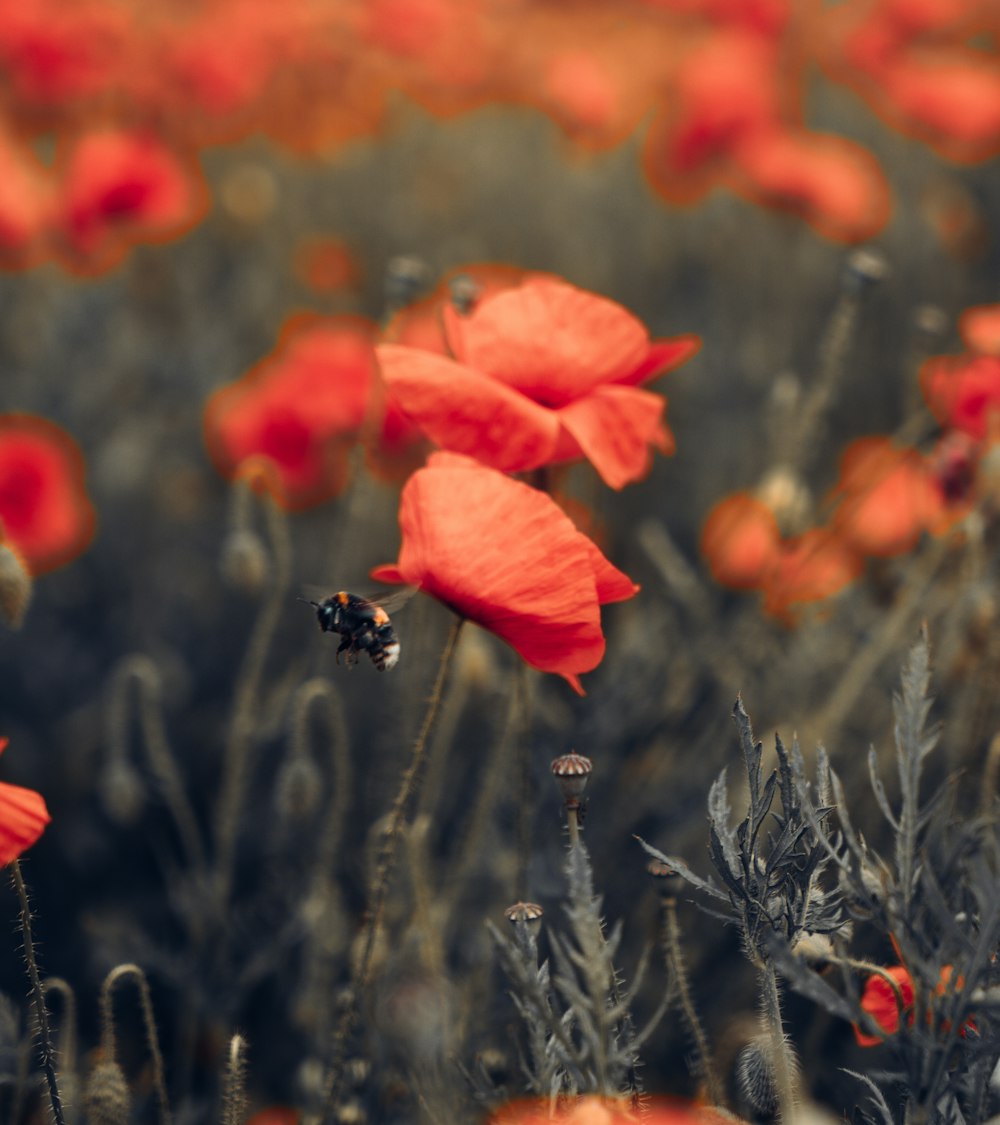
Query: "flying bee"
306 590 410 671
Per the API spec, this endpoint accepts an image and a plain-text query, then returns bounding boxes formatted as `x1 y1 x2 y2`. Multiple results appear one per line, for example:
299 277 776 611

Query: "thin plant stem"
759 962 797 1124
101 963 172 1125
662 894 724 1107
567 805 580 849
10 860 65 1125
317 615 464 1122
214 489 292 905
112 656 207 873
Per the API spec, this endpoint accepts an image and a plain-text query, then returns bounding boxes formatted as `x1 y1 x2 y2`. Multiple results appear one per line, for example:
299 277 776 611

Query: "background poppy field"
2 2 1000 1122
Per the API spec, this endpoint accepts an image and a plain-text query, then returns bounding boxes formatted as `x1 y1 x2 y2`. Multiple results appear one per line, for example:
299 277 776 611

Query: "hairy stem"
11 860 66 1125
317 615 464 1121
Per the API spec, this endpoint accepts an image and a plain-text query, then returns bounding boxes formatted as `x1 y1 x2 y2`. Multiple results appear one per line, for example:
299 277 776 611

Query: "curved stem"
318 615 464 1121
214 490 292 905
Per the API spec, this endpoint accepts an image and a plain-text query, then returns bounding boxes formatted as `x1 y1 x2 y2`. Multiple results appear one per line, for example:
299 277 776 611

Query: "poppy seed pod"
551 752 592 804
504 902 543 926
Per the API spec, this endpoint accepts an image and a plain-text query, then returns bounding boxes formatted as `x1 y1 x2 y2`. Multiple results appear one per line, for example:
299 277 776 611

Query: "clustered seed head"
504 901 543 925
550 752 592 805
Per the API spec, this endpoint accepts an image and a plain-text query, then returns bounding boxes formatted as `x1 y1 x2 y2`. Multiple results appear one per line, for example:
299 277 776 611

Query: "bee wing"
367 585 420 615
298 584 418 614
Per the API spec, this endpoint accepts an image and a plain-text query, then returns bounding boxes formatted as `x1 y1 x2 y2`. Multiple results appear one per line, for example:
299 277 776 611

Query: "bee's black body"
311 591 401 671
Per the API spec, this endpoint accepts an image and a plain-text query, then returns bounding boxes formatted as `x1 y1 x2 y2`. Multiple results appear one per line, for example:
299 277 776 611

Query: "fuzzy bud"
735 1038 779 1119
83 1059 132 1125
99 761 146 826
275 754 324 824
0 544 31 629
220 529 269 593
843 247 888 293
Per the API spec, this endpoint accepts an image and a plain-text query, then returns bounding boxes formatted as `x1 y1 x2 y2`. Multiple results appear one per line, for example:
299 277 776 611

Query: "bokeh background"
1 1 1000 1121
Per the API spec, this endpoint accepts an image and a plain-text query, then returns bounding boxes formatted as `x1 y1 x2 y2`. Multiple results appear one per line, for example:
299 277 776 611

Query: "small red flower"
204 315 379 510
700 492 781 590
920 351 1000 442
378 277 699 489
54 129 206 272
0 414 96 575
371 453 638 693
490 1094 732 1124
0 739 49 866
960 303 1000 356
829 437 942 558
855 965 915 1046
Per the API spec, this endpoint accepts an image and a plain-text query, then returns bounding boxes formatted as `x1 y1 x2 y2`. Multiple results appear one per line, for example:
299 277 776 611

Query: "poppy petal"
557 384 671 489
617 335 702 387
445 279 650 406
0 781 50 866
372 456 637 691
376 345 562 471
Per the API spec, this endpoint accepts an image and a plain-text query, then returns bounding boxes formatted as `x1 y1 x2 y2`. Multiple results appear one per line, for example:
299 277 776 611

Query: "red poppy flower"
371 453 638 693
54 129 206 272
0 414 96 576
829 437 942 558
490 1094 732 1124
921 351 1000 441
761 527 865 623
293 236 361 294
701 492 781 590
0 131 53 264
0 739 49 866
960 304 1000 356
377 277 700 489
204 315 380 510
854 963 973 1046
854 965 915 1046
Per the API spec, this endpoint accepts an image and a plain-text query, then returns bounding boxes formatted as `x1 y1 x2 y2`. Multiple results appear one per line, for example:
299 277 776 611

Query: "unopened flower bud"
0 544 31 629
550 752 592 805
83 1059 132 1125
220 529 269 593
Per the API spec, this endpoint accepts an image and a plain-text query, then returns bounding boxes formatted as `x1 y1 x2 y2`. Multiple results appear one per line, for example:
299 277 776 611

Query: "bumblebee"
309 591 401 671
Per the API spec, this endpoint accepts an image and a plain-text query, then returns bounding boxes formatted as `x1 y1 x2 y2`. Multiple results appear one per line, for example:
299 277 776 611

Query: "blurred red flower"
0 739 50 866
489 1094 732 1124
829 437 943 558
0 130 53 265
854 963 973 1047
204 315 381 510
371 453 638 693
854 965 915 1046
762 527 864 623
920 351 1000 442
54 129 206 272
0 414 96 576
960 303 1000 356
700 492 781 590
378 277 699 489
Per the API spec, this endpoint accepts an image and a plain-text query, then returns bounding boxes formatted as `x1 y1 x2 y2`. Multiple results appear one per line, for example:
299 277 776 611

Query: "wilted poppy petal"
371 455 638 691
376 345 562 472
557 384 671 489
0 781 50 866
445 279 650 406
